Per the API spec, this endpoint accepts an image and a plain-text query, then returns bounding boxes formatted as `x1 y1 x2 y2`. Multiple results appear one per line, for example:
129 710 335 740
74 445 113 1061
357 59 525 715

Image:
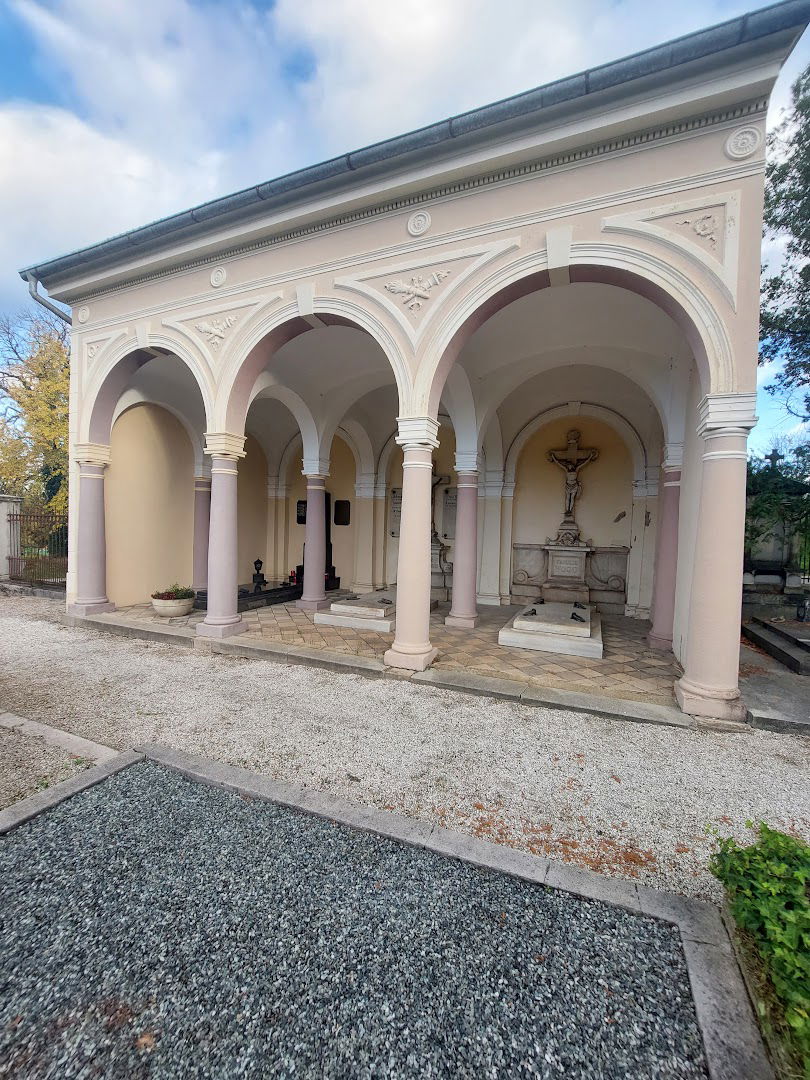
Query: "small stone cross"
765 448 784 469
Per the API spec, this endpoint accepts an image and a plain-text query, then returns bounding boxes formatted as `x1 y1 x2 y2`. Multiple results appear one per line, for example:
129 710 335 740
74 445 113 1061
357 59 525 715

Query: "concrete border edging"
132 743 770 1080
0 713 119 763
0 750 144 835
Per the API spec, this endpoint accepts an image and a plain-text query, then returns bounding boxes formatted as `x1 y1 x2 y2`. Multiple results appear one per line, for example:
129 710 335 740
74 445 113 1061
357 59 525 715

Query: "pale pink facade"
22 4 809 720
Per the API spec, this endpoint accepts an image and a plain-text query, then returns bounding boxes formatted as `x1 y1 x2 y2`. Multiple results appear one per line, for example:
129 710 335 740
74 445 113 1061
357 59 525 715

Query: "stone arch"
441 365 478 464
414 243 733 421
216 299 411 435
504 403 649 488
112 393 207 475
247 377 320 467
81 334 214 446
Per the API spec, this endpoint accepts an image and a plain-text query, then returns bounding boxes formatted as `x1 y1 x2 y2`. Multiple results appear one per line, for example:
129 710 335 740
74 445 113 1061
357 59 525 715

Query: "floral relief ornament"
677 212 719 248
724 126 763 160
385 269 451 312
195 313 238 348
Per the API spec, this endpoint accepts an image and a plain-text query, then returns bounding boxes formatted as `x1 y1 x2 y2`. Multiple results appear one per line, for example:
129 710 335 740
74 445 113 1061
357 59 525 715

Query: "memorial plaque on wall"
441 486 457 540
389 487 402 537
296 500 307 525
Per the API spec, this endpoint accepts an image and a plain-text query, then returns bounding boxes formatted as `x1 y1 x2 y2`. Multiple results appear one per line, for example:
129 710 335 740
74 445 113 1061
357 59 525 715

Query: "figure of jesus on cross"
547 430 599 520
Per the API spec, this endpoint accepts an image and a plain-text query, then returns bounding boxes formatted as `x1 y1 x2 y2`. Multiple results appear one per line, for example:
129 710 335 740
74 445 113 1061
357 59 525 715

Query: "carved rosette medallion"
210 266 227 288
724 126 762 160
76 306 90 324
385 269 450 313
407 210 432 237
195 313 239 349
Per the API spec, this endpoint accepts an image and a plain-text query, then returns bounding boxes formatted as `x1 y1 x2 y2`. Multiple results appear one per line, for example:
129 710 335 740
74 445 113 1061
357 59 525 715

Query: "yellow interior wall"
285 435 356 583
237 435 268 585
106 403 194 606
513 417 632 548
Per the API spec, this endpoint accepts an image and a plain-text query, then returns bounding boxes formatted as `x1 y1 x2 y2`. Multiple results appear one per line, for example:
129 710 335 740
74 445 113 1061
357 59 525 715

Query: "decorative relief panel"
194 313 239 348
602 191 740 307
162 292 283 369
334 238 520 346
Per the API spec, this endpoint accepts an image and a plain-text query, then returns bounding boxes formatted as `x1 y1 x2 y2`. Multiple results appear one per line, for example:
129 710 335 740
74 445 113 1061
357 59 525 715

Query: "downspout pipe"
25 273 72 326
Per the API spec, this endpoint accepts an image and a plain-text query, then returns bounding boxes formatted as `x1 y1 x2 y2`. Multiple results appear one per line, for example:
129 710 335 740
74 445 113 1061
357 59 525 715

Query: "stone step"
742 623 810 676
752 616 810 653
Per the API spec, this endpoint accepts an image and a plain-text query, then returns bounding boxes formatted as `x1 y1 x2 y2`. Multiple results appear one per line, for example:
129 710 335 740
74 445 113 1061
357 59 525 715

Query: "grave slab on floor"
499 600 604 658
314 589 397 632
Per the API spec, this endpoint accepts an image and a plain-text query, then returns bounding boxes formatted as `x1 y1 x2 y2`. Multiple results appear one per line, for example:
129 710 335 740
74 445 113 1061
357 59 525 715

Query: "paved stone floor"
112 601 681 706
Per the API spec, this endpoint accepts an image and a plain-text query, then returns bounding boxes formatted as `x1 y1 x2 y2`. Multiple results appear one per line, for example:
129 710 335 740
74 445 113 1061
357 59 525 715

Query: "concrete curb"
0 750 144 835
131 743 770 1080
62 611 696 729
0 713 119 763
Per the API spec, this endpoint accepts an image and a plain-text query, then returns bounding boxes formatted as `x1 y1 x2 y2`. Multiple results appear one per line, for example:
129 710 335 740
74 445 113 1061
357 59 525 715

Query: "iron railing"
7 509 68 587
798 507 810 584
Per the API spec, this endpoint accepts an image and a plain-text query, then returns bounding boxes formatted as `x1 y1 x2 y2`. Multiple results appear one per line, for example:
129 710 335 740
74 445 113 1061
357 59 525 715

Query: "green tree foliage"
0 310 70 511
746 441 810 567
761 64 810 422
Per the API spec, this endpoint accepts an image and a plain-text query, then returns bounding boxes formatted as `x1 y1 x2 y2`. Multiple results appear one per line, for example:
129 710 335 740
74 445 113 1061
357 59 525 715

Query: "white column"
0 495 22 581
384 418 439 671
498 482 515 603
478 469 504 605
353 473 376 594
372 482 388 588
265 478 288 581
297 459 331 611
625 469 659 618
197 433 247 639
192 473 212 593
675 394 756 722
446 452 479 627
649 444 683 649
70 443 115 615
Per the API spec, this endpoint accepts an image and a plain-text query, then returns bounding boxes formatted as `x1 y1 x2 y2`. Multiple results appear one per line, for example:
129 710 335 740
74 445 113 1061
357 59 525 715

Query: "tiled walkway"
110 600 681 706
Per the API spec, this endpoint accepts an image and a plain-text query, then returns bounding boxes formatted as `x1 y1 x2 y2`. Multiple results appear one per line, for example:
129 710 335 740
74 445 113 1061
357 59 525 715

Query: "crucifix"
547 430 599 520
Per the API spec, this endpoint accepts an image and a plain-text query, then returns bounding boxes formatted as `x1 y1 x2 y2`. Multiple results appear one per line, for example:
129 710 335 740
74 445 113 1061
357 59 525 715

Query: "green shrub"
151 584 195 600
711 823 810 1077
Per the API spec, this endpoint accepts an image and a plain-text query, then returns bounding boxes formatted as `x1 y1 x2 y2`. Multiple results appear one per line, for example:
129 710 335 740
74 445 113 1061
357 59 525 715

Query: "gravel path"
0 762 708 1079
0 727 90 810
0 595 807 902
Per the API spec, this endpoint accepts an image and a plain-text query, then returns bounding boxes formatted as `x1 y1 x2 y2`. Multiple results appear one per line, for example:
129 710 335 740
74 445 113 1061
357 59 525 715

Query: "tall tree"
760 64 810 422
0 310 70 511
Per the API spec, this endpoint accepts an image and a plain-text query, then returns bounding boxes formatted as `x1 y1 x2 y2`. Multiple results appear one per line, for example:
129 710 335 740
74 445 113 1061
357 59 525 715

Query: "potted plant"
151 584 196 617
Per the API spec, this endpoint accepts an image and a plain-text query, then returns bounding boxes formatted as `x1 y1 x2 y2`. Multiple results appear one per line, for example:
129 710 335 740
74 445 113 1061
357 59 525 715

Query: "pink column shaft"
197 455 246 638
384 445 437 671
192 478 211 593
72 462 114 614
648 468 680 649
446 471 479 627
297 476 329 611
675 430 748 721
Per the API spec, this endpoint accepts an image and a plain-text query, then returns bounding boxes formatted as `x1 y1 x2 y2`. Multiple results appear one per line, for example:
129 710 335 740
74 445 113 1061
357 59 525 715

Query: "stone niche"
511 543 629 614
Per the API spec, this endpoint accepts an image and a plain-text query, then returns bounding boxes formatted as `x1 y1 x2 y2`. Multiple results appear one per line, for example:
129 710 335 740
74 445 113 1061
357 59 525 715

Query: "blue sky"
0 0 807 452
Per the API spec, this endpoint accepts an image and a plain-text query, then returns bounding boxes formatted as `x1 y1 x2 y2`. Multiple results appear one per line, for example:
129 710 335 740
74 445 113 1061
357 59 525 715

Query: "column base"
647 631 673 651
384 645 438 672
296 597 332 612
196 618 248 639
444 614 479 629
69 601 116 616
674 676 748 723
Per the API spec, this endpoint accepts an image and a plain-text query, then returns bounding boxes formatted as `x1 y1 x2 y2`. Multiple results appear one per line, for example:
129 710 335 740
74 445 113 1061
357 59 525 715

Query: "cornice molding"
73 98 766 308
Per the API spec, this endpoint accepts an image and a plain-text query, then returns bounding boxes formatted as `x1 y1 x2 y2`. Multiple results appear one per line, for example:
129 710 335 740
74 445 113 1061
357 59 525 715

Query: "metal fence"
7 509 68 587
799 508 810 584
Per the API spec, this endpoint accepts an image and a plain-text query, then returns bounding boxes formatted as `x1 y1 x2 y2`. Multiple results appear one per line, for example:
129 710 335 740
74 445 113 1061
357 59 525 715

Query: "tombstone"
498 600 603 658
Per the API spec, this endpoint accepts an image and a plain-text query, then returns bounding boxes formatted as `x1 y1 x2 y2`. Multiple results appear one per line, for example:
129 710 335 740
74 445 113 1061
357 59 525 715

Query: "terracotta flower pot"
151 596 195 617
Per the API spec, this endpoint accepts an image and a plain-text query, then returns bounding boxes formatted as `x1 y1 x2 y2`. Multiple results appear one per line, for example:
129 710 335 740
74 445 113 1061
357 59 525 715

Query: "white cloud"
1 0 808 314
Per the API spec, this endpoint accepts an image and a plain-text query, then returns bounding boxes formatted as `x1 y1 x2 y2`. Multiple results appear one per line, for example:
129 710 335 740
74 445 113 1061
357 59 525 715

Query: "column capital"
697 393 757 438
396 415 439 451
663 441 684 469
266 477 288 499
194 474 212 490
302 459 329 479
74 442 111 467
454 450 479 474
204 432 246 460
354 473 377 499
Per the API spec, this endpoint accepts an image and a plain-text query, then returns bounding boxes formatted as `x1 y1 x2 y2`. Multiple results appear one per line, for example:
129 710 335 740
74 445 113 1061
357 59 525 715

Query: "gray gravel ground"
0 727 90 809
0 762 708 1079
0 595 807 902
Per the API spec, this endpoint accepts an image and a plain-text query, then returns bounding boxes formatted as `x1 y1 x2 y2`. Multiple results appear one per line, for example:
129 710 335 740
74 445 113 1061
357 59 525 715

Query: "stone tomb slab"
315 589 439 632
513 601 591 637
499 602 604 658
